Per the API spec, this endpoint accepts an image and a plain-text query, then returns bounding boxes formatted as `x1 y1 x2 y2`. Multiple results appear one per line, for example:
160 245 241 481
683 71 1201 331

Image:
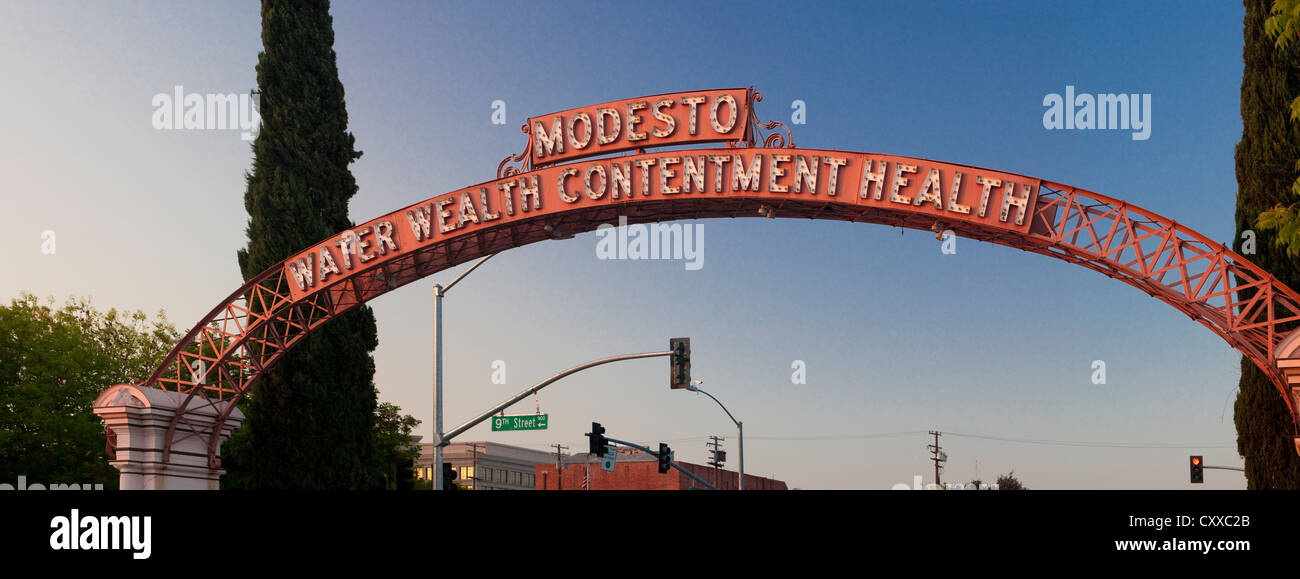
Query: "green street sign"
491 414 549 432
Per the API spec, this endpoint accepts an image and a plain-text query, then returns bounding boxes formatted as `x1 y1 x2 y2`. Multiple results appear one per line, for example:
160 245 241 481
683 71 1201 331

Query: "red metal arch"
138 148 1300 467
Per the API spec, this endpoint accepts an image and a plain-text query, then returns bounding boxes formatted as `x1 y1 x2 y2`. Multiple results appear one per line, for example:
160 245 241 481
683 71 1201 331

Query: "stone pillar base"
93 385 245 490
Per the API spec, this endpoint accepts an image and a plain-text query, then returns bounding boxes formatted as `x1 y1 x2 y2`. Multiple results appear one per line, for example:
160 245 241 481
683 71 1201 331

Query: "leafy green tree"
994 471 1024 491
1234 0 1300 489
373 401 420 490
1254 0 1300 255
221 0 382 489
0 295 178 488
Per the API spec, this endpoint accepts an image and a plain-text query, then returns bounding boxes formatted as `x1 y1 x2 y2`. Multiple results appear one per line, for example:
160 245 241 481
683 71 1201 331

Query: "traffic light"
658 443 673 474
670 337 691 389
587 422 608 456
443 462 458 490
1190 455 1203 484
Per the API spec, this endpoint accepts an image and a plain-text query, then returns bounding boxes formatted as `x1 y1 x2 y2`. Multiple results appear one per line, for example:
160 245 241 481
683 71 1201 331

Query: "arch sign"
123 87 1300 468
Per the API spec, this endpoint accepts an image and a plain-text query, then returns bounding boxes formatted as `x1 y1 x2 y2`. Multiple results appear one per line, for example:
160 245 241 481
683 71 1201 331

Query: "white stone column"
1270 331 1300 456
92 384 245 490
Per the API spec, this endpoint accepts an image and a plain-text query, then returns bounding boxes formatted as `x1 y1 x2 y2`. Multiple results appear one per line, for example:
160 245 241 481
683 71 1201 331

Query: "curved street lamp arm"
441 253 497 294
694 387 740 427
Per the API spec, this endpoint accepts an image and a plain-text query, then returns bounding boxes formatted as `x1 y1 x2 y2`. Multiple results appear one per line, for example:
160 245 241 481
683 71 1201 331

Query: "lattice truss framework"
143 179 1300 468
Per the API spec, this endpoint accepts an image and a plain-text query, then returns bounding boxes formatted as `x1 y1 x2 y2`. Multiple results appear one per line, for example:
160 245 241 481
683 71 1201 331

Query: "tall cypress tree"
1233 0 1300 489
223 0 381 489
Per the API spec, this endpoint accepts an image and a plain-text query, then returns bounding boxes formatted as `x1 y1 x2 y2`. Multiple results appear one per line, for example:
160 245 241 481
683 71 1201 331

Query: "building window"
459 466 474 481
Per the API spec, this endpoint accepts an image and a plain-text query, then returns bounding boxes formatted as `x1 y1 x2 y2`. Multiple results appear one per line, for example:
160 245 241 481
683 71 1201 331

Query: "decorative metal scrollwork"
742 86 795 149
497 122 534 179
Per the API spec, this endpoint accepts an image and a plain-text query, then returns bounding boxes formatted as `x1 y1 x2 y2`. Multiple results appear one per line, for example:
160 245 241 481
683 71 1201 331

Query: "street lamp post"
687 380 744 490
432 253 496 491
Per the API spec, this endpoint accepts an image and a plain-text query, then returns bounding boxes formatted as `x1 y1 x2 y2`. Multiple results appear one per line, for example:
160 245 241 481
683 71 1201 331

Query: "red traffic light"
1191 457 1201 466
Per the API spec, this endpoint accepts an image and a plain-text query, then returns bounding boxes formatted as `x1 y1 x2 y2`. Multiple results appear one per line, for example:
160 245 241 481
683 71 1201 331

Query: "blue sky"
0 1 1258 488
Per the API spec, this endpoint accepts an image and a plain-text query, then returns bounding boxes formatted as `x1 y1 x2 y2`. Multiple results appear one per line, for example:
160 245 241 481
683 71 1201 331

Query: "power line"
736 430 1234 448
745 431 928 441
469 431 1234 450
941 431 1232 450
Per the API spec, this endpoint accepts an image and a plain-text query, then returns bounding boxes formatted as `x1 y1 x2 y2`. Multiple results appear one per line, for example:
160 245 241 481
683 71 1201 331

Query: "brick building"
535 448 787 490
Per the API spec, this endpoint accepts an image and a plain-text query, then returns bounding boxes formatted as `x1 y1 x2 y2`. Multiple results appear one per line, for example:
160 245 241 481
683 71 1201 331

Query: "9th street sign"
491 414 549 432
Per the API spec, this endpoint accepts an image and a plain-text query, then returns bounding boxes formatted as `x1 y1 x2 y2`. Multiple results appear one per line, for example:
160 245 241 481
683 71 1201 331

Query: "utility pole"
552 444 567 491
707 435 724 489
928 431 943 485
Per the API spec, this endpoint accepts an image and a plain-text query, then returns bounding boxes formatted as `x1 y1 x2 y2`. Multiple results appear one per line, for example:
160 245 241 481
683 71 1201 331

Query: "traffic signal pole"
604 435 720 490
438 350 674 447
1189 455 1245 484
